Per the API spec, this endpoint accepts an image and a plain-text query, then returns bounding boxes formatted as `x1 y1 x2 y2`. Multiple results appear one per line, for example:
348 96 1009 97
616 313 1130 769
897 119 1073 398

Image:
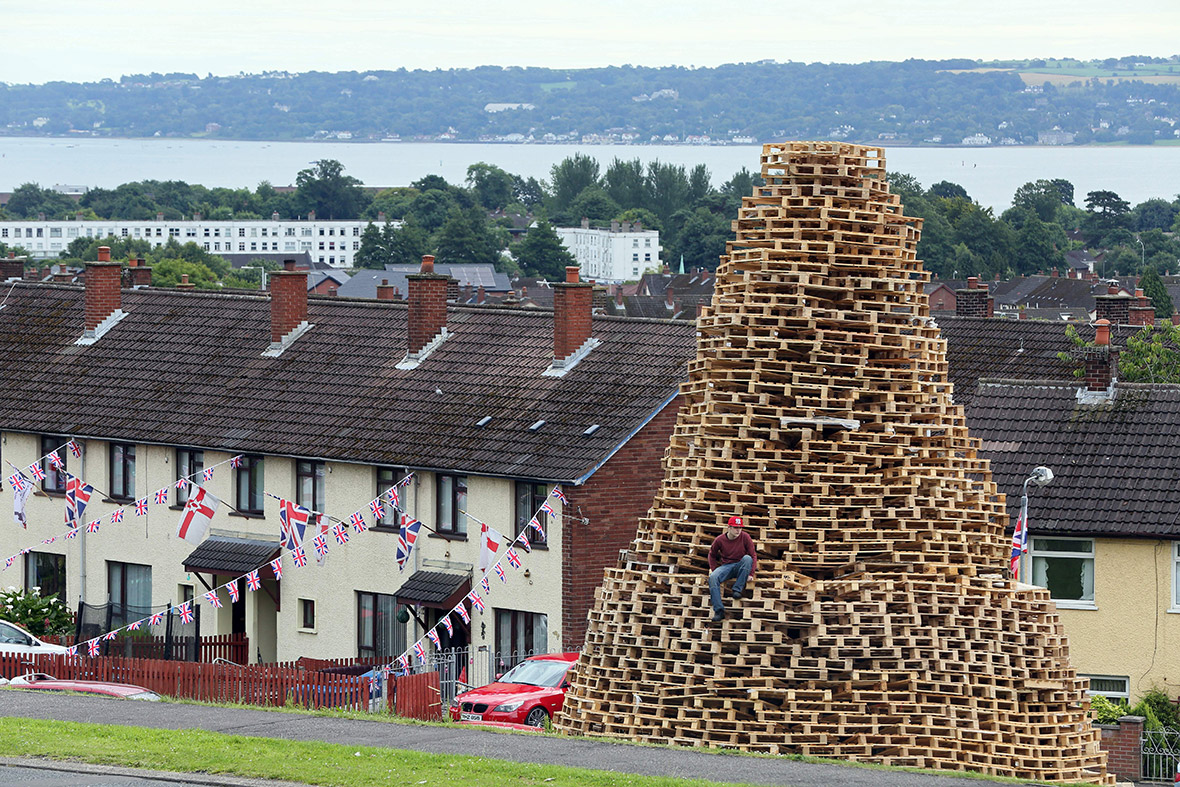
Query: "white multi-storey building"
555 220 660 283
0 216 384 268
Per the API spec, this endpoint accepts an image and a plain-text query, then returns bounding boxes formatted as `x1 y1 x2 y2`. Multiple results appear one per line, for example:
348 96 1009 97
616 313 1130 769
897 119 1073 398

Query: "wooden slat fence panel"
392 671 442 721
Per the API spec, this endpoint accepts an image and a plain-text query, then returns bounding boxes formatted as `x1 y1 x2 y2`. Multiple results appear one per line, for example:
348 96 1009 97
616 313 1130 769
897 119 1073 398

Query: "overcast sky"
3 0 1177 84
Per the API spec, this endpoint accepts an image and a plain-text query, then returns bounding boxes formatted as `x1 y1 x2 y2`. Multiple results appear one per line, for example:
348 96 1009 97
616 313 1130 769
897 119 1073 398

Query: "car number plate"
461 712 483 721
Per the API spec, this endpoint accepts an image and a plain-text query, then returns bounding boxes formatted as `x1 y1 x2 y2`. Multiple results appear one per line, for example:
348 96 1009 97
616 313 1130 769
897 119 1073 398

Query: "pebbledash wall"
2 432 565 663
0 217 384 268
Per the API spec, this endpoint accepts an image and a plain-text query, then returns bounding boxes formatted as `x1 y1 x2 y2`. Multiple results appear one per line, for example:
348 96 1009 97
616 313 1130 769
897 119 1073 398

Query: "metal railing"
1142 728 1180 781
399 646 577 706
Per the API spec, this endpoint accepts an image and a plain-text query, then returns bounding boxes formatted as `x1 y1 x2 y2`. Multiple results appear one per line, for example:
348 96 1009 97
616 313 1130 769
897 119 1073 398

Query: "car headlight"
493 700 524 712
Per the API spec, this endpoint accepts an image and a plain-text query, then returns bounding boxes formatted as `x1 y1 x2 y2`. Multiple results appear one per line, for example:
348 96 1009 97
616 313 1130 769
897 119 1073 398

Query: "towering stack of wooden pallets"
557 142 1110 785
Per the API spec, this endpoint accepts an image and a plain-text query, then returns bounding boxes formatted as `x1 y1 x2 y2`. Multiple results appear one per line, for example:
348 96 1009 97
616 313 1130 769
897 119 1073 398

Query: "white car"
0 620 69 656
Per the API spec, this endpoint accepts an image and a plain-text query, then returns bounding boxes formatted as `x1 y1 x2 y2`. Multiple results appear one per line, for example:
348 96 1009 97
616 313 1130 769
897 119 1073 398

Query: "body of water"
1 137 1178 212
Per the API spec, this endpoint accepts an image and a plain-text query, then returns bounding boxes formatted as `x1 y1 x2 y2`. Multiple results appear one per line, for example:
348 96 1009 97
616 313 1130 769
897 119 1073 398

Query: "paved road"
0 691 1065 786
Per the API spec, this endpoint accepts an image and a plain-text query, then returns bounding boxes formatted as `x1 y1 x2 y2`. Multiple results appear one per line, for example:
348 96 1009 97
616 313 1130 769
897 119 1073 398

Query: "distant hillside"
2 57 1178 145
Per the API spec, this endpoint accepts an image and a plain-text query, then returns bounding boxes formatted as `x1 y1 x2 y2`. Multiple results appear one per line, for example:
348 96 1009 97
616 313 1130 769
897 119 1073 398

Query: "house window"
436 474 467 536
514 481 549 547
296 460 325 513
1031 538 1094 606
357 591 404 659
1080 674 1129 699
376 467 408 529
236 455 265 515
176 448 204 506
25 552 66 601
179 584 194 604
108 561 152 628
40 435 67 494
109 443 136 501
300 599 316 631
495 609 548 667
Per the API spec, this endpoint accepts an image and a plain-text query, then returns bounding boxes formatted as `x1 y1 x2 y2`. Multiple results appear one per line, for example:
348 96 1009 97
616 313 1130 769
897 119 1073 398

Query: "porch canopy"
395 571 470 610
183 536 281 578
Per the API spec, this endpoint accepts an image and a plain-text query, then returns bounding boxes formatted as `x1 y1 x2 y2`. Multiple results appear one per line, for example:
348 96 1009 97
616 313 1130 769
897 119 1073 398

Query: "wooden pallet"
557 142 1111 785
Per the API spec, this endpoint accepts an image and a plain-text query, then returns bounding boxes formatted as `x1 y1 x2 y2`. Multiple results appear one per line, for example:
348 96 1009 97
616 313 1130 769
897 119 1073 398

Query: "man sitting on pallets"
708 515 757 622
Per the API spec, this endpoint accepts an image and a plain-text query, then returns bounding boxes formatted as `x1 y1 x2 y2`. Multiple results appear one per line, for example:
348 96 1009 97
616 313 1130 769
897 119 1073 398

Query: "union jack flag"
65 476 94 529
3 557 12 569
149 612 165 627
480 576 490 594
68 440 81 458
455 602 470 623
175 477 188 491
441 614 453 636
540 501 556 517
398 654 410 672
230 455 243 468
27 463 45 482
103 630 118 641
386 486 400 507
396 517 423 571
269 557 283 580
203 467 215 482
466 591 485 613
6 473 24 492
506 548 521 568
227 582 240 603
47 451 63 469
312 535 328 558
398 474 413 487
530 518 545 539
413 641 426 663
494 563 507 583
204 590 222 608
178 601 194 624
332 523 349 545
64 529 78 540
41 537 56 545
369 498 384 519
154 488 168 505
110 509 124 524
66 645 77 656
246 570 262 591
127 619 142 631
427 629 441 648
278 499 310 551
348 511 365 532
517 535 531 553
87 639 100 656
292 547 308 567
135 498 148 516
86 519 100 534
551 486 567 504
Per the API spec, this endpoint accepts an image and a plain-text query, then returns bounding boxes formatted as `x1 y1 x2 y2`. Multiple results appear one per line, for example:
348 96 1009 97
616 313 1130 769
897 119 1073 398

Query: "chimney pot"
283 259 297 272
565 266 580 284
966 276 979 289
97 246 111 262
1095 319 1110 347
420 254 435 275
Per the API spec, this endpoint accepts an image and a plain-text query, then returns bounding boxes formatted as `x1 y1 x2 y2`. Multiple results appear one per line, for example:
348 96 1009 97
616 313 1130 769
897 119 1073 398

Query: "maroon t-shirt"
708 531 757 576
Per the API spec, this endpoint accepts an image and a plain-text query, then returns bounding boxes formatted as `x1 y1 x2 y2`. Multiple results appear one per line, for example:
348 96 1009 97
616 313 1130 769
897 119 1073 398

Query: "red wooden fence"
391 670 442 721
39 633 249 664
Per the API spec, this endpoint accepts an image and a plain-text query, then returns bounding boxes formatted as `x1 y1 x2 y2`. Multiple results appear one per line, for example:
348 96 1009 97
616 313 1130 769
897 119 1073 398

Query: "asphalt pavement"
0 690 1075 786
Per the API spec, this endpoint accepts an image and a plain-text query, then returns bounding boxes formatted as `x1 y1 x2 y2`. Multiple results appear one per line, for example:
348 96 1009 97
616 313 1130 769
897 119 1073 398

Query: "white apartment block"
0 217 382 269
555 220 660 283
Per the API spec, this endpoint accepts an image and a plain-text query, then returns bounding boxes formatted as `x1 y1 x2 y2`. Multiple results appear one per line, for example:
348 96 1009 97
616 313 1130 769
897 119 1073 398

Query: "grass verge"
0 717 762 787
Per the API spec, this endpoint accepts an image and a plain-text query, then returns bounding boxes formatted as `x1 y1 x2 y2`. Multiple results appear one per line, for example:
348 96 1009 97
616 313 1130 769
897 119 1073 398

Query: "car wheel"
525 707 549 727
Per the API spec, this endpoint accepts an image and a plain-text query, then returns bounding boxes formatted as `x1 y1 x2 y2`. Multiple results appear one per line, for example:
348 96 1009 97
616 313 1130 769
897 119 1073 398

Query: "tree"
1013 211 1063 274
513 219 576 279
1139 266 1175 317
6 183 79 219
1083 189 1132 244
928 181 969 201
1132 198 1179 231
1119 324 1180 383
549 154 600 213
294 159 367 219
676 207 730 272
406 189 457 234
645 160 690 226
568 187 621 224
466 162 515 211
434 208 502 269
512 176 546 210
1012 180 1065 223
603 158 647 211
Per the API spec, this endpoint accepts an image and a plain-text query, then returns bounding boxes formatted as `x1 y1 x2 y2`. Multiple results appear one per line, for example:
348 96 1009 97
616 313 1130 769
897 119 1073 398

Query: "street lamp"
1136 236 1145 271
1013 466 1053 581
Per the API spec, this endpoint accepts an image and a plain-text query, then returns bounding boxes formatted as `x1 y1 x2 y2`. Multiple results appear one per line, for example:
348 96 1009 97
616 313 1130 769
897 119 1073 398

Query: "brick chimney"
954 277 993 318
406 255 448 354
83 247 124 335
1173 312 1180 326
553 266 593 361
1050 267 1059 278
376 278 396 301
269 259 309 344
125 257 152 287
1 252 23 280
1094 292 1132 325
665 286 675 310
1128 288 1155 326
177 273 195 291
1083 319 1117 392
477 285 486 305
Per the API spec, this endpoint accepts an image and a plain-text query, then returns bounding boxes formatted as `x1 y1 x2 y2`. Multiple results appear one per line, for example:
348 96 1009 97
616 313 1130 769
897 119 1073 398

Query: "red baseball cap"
727 516 744 528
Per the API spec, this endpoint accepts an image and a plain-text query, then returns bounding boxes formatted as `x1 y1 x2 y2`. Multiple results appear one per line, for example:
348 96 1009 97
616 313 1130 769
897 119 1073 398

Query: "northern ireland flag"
176 486 219 544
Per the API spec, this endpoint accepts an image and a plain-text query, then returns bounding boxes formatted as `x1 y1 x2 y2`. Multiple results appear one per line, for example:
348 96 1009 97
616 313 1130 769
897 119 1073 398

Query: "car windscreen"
498 659 571 688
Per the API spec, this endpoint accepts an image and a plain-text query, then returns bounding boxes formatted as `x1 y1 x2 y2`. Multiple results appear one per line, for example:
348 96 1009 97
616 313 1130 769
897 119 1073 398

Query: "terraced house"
0 250 694 664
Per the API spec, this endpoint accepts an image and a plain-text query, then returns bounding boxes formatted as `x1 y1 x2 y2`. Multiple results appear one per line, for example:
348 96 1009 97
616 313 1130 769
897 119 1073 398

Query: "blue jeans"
708 554 753 613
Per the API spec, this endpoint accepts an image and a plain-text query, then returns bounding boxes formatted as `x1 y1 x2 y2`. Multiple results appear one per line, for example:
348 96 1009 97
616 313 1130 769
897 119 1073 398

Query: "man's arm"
707 536 720 572
744 533 757 577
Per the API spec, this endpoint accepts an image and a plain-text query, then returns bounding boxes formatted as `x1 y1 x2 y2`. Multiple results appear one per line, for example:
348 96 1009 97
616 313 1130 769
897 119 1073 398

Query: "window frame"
356 591 404 659
1080 674 1129 699
374 467 408 530
108 442 136 502
25 551 66 602
514 480 549 548
494 609 548 670
235 455 265 516
435 474 468 537
295 459 326 513
1030 536 1096 609
300 598 317 631
108 560 152 628
176 448 204 506
40 435 68 494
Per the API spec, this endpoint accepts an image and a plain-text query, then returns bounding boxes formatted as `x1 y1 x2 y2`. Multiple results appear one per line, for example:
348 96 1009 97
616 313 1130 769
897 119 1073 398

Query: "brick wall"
406 275 448 353
561 396 683 650
269 269 308 342
553 282 593 359
84 262 123 331
1098 715 1142 781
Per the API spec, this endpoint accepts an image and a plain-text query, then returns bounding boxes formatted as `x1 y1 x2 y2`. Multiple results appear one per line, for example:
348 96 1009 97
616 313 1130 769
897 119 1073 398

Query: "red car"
449 652 578 728
4 672 161 701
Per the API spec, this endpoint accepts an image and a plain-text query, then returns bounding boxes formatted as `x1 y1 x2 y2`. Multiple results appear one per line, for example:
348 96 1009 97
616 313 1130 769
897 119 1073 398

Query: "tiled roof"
183 536 280 575
338 265 511 300
967 381 1180 539
0 282 695 483
394 570 470 607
